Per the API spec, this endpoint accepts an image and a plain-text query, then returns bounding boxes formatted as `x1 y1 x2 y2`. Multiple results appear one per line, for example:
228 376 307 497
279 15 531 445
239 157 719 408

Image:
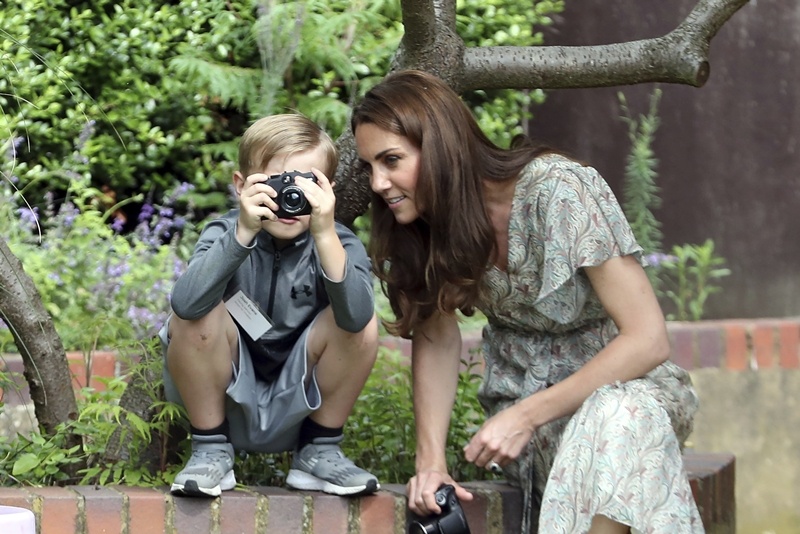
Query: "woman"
351 70 702 534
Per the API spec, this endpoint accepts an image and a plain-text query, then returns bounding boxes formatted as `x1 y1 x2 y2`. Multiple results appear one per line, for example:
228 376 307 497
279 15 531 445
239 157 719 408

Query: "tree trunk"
0 236 84 479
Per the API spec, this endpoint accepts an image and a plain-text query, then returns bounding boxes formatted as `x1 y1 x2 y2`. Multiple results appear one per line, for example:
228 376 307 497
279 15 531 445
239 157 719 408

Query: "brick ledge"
0 452 734 534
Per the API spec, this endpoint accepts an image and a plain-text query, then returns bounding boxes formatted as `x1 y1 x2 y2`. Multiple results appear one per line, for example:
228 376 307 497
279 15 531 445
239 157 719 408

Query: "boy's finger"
310 167 333 189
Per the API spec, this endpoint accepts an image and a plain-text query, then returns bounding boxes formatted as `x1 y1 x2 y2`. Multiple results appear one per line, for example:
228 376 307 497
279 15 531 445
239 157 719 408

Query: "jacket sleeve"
170 213 254 320
321 223 375 332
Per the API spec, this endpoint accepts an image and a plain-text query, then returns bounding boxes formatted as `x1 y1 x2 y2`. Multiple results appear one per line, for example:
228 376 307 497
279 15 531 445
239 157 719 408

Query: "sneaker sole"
286 469 380 496
170 470 236 498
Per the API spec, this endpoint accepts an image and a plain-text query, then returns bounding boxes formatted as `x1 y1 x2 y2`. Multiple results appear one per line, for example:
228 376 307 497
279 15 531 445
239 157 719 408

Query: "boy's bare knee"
168 303 236 355
171 315 219 347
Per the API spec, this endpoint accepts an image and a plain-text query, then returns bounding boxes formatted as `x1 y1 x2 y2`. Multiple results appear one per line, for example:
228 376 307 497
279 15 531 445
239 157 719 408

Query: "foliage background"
0 0 563 487
1 0 561 228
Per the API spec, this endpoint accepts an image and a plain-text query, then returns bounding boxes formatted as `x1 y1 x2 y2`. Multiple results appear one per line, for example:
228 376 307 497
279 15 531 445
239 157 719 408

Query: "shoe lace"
189 445 231 466
312 444 353 465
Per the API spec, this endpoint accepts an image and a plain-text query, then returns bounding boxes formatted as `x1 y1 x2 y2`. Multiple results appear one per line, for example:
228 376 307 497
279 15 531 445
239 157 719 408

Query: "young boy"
160 113 380 498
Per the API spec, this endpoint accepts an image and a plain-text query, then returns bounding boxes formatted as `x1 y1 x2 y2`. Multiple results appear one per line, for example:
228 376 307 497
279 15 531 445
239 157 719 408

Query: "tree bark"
0 236 83 478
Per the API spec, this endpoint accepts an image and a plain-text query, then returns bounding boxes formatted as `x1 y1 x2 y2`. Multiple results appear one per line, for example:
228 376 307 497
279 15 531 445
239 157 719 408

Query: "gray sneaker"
286 436 380 496
170 434 236 497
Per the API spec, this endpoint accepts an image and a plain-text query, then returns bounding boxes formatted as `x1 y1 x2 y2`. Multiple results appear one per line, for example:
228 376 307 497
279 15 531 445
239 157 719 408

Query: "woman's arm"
465 254 670 467
407 311 474 514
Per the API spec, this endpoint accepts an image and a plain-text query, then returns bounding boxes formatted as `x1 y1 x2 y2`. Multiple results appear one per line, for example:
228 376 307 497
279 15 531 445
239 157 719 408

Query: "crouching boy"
160 113 380 497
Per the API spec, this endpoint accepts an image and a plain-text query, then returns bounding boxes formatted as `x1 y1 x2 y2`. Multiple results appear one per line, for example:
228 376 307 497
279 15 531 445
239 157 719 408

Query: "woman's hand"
407 469 473 516
463 402 535 470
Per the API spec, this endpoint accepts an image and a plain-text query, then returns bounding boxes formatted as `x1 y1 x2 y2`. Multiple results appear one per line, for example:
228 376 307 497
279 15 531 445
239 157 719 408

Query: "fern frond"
169 56 262 110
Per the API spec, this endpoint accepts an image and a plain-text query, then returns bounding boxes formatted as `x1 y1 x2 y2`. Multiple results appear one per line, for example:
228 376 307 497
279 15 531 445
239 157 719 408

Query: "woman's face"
354 122 421 225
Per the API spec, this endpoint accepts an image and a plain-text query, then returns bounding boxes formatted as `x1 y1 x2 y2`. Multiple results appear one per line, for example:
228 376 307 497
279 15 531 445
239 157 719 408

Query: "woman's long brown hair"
351 70 553 338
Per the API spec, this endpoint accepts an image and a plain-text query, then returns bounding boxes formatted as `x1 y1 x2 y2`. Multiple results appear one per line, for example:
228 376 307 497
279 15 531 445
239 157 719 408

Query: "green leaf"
12 453 40 476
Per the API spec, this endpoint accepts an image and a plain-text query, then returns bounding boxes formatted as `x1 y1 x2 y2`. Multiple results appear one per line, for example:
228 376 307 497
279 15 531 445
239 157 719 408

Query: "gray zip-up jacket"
170 210 374 379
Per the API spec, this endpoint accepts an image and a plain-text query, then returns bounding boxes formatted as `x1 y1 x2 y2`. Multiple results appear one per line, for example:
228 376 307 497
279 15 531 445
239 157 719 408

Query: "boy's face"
247 146 327 243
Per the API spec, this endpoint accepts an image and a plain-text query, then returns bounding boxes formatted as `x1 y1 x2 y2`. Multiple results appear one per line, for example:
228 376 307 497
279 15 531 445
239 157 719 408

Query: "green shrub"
647 241 731 322
0 338 185 487
458 0 563 145
0 135 196 352
0 0 241 212
0 0 405 219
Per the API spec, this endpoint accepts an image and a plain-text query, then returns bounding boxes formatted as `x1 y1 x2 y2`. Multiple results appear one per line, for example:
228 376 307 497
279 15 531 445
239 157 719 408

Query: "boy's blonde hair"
238 114 338 178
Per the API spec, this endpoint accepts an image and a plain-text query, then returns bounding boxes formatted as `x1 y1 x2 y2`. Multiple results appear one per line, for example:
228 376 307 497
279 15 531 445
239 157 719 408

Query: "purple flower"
127 306 167 338
17 206 39 228
106 261 130 278
645 252 679 267
4 137 23 162
166 182 195 204
58 202 79 228
139 203 155 223
76 121 96 151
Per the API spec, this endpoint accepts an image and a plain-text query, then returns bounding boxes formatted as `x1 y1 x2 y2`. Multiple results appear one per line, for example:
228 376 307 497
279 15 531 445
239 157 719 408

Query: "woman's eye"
385 155 399 166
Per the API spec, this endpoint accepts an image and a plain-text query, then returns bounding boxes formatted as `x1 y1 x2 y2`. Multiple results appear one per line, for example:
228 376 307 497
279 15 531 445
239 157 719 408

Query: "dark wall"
528 1 799 319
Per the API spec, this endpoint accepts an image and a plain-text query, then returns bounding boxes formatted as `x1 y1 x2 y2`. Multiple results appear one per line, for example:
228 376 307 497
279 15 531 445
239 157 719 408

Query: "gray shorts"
159 314 321 454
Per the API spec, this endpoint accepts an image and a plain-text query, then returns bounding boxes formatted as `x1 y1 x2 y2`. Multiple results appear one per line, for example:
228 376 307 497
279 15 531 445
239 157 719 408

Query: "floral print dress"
476 154 704 533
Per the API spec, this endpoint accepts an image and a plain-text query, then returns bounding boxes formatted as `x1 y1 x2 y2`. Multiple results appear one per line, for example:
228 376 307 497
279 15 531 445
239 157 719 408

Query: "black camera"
261 170 317 219
408 485 471 534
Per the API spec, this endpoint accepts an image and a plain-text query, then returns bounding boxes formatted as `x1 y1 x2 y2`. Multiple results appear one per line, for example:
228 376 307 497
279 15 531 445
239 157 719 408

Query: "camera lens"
408 521 437 534
281 186 306 214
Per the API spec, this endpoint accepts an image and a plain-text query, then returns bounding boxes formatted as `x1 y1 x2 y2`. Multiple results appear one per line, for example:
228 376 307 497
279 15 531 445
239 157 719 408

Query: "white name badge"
225 290 272 340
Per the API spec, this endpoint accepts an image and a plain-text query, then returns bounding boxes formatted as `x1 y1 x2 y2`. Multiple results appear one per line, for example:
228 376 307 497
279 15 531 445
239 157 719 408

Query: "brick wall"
666 318 800 371
4 318 798 407
0 453 733 533
382 317 800 373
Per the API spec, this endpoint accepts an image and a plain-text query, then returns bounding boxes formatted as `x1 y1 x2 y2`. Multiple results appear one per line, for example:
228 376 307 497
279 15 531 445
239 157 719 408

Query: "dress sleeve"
530 160 644 323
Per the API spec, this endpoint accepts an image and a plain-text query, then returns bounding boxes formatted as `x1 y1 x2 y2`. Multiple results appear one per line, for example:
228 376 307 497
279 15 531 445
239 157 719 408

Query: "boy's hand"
299 168 346 280
236 173 279 242
295 167 336 238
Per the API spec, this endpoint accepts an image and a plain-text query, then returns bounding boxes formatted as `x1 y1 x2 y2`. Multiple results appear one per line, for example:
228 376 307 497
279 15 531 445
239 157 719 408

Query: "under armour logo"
291 285 312 299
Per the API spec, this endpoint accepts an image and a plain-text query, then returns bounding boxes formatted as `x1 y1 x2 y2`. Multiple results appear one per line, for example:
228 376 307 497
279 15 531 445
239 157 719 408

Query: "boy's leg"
305 307 378 428
166 301 240 497
286 307 380 496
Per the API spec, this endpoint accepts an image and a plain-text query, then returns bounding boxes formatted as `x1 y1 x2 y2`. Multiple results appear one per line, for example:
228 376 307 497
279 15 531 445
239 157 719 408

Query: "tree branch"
458 0 750 91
